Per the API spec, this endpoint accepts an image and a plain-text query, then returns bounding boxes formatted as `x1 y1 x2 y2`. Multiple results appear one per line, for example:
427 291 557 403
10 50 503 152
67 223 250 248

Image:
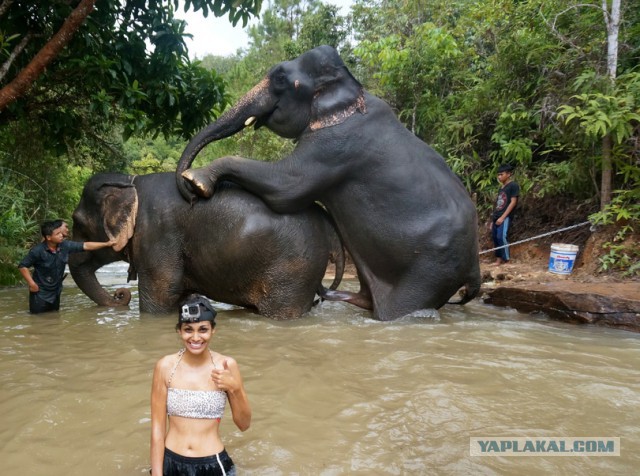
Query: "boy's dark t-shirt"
493 181 520 220
18 240 85 303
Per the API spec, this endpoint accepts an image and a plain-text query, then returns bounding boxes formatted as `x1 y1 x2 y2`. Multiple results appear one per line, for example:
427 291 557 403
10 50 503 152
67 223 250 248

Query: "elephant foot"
181 169 214 198
113 288 132 306
320 289 373 310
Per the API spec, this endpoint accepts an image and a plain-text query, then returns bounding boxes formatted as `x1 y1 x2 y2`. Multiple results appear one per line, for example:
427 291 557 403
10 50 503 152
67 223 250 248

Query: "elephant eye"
272 69 288 90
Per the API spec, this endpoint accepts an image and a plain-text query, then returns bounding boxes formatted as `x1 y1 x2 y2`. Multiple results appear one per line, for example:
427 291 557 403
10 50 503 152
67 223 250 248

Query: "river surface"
1 262 639 475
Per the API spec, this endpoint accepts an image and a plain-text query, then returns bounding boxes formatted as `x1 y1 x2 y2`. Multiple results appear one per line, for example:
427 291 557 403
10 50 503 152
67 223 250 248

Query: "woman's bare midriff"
165 415 224 456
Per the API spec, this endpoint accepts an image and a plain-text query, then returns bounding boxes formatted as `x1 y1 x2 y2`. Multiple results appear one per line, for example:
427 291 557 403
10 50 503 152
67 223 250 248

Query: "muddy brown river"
1 263 639 475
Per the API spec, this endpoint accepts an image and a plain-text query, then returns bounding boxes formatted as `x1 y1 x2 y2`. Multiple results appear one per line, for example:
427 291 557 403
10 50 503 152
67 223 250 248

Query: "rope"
479 221 592 255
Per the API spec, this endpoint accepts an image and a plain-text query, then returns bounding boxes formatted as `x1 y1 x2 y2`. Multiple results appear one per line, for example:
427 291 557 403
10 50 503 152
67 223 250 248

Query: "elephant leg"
323 264 451 320
181 162 225 199
253 265 323 319
369 274 457 320
137 268 185 314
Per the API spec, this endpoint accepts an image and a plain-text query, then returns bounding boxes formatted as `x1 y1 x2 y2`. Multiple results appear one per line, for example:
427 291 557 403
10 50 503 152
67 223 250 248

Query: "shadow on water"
1 262 639 475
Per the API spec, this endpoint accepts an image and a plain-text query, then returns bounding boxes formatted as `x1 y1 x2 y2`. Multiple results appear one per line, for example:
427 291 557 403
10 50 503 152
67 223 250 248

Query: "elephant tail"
316 204 346 296
326 208 346 292
326 238 345 291
448 267 482 305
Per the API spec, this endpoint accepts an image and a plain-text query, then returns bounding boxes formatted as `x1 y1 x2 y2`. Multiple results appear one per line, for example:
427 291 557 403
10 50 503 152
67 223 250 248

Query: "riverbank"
477 218 640 331
330 239 640 332
479 257 640 332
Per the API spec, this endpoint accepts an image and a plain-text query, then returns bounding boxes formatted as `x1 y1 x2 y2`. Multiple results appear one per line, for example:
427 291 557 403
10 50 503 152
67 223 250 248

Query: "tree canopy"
0 0 262 145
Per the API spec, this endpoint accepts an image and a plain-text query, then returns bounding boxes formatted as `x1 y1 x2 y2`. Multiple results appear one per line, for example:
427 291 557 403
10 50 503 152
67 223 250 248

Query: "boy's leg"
492 218 511 263
491 221 504 264
498 217 511 262
491 221 499 250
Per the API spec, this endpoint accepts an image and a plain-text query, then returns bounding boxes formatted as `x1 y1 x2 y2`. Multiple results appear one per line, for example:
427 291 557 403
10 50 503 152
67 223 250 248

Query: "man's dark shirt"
18 240 84 303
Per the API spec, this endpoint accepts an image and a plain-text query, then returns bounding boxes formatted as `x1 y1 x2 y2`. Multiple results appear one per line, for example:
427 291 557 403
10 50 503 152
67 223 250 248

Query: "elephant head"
68 175 137 307
176 45 366 200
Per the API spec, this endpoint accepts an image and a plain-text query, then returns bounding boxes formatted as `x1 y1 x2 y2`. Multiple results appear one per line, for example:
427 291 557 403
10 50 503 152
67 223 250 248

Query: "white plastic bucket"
548 243 579 275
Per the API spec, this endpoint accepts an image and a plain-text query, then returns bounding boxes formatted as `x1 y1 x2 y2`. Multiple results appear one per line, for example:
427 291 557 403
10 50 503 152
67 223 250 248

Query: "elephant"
68 172 344 318
175 45 481 321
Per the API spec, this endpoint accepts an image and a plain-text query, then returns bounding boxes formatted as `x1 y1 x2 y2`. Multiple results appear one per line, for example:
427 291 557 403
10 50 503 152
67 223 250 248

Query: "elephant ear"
98 181 138 253
307 46 367 131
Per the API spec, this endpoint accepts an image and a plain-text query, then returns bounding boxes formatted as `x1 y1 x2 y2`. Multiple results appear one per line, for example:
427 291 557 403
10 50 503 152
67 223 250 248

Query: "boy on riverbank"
18 220 116 314
492 164 520 265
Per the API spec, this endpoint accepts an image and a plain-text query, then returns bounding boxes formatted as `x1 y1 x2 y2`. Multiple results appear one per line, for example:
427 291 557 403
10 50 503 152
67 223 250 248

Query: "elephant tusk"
244 116 257 127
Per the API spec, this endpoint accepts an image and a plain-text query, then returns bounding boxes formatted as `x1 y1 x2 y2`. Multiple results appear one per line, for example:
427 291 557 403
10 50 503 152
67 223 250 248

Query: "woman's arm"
212 358 251 431
150 358 168 474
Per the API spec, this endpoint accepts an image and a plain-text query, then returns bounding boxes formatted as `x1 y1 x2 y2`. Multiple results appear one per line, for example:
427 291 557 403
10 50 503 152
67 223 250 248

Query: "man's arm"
19 266 39 292
82 239 116 251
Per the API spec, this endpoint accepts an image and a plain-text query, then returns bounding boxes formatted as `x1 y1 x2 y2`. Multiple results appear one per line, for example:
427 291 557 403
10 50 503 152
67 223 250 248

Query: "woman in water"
150 295 251 475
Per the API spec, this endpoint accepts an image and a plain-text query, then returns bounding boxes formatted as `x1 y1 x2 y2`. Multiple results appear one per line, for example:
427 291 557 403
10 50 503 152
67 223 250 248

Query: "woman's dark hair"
175 295 217 330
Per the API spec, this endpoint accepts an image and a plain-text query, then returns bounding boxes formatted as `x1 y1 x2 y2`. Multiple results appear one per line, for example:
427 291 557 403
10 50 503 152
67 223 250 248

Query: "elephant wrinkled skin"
177 45 481 321
69 172 343 318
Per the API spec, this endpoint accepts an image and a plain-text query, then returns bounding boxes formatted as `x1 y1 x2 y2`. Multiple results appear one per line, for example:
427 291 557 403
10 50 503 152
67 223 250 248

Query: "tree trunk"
0 0 97 110
601 134 613 208
599 0 621 209
604 0 620 82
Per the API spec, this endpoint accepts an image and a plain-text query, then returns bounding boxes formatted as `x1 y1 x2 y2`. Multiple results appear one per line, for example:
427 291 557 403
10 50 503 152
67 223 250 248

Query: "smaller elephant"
69 172 344 318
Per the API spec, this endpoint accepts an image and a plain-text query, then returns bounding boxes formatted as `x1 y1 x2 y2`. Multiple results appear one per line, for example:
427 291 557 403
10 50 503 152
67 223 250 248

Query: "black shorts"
29 292 60 314
163 447 235 476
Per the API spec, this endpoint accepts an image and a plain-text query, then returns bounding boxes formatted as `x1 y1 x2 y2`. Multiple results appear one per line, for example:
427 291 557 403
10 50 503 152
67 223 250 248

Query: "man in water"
18 220 116 314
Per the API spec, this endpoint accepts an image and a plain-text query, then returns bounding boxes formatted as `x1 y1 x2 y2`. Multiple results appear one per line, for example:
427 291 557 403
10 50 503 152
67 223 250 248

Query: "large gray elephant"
69 172 343 318
177 45 481 321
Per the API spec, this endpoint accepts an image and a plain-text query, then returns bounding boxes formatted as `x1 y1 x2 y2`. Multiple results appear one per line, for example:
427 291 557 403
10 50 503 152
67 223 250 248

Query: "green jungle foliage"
1 0 638 284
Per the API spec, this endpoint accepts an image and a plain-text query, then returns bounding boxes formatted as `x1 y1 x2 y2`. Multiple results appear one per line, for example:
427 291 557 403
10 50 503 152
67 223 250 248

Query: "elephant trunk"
68 254 131 307
176 77 273 201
